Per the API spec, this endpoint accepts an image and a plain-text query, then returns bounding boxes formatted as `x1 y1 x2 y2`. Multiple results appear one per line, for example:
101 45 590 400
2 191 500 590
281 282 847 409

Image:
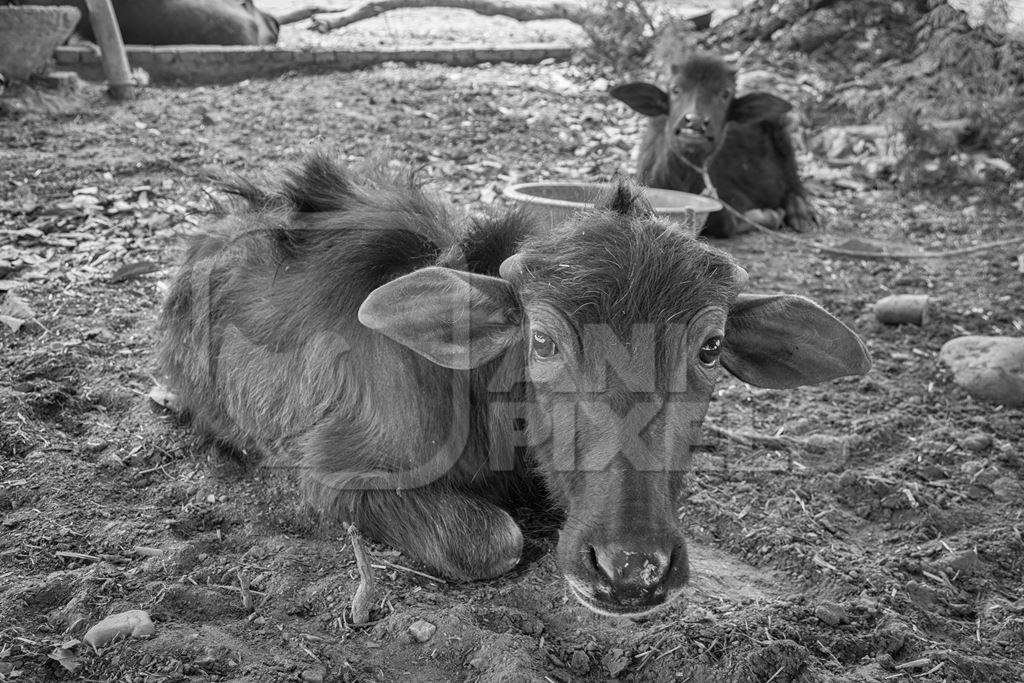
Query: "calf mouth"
564 575 683 619
674 127 714 145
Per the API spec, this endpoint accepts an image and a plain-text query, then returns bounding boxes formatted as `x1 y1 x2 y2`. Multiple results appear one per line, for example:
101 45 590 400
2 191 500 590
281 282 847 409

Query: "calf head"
611 53 792 162
359 182 870 617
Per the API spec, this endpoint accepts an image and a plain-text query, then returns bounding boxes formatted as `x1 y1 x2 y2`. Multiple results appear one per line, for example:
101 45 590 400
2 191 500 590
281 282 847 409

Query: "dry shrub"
577 1 700 78
891 1 1024 185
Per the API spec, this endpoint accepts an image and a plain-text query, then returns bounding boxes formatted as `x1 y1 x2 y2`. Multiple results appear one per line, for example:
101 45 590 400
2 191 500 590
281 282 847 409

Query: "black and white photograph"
1 0 1023 680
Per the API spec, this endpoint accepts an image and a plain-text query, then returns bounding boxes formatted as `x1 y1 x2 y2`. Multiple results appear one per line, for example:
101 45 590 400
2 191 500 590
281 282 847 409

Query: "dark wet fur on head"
672 52 736 88
517 186 739 334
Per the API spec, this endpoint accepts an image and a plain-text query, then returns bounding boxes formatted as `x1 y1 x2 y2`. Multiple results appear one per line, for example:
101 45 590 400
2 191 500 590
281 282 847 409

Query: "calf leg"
306 481 524 582
784 192 818 232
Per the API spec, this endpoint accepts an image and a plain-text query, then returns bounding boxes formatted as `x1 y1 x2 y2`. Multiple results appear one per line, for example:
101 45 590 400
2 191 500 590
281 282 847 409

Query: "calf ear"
727 93 792 124
609 83 670 116
722 294 871 389
359 267 520 370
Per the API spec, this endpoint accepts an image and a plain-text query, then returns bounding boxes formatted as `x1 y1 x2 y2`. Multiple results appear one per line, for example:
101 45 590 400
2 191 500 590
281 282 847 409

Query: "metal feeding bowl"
502 182 722 234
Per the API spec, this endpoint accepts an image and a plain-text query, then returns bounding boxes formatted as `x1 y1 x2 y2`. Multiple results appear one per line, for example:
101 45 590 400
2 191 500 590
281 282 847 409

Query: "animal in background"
610 52 818 238
8 0 279 45
156 154 870 617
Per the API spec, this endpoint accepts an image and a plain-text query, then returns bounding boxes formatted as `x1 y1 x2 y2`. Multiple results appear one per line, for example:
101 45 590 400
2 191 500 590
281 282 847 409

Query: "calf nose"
589 542 685 605
675 113 708 136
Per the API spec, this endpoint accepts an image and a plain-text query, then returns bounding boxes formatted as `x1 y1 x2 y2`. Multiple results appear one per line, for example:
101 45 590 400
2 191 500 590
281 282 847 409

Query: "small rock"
991 476 1024 501
939 336 1024 407
974 466 1001 487
918 464 949 480
408 619 436 643
959 459 985 477
960 433 992 452
569 649 591 674
602 648 631 677
814 601 850 627
84 439 108 453
83 610 155 649
300 667 326 683
941 549 980 575
905 580 937 608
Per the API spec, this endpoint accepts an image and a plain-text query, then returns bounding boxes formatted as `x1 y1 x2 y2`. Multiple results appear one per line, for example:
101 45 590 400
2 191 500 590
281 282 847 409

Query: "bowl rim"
502 181 723 214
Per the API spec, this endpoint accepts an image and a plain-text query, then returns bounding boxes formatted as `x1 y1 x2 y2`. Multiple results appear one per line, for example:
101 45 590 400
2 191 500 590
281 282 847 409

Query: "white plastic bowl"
503 182 722 234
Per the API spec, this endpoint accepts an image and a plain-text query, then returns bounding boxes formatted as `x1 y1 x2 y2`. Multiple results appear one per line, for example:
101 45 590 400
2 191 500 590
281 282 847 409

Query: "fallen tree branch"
275 6 332 25
309 0 591 33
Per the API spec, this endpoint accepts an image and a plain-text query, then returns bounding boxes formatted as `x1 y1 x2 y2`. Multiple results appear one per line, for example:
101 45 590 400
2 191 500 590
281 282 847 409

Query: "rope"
676 155 1024 261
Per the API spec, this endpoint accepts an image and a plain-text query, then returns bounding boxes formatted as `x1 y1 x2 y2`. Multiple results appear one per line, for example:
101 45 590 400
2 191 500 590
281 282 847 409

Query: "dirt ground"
2 10 1024 683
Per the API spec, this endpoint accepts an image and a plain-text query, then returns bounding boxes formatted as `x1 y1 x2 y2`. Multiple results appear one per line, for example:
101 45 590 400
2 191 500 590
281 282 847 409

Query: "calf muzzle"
566 535 689 616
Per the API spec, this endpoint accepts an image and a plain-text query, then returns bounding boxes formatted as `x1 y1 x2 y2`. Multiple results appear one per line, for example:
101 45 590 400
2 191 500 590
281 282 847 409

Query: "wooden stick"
83 0 133 100
347 524 376 625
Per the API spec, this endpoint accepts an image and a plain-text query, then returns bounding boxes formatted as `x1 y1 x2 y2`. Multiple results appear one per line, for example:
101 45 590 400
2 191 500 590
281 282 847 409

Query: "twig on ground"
348 523 376 625
371 558 447 584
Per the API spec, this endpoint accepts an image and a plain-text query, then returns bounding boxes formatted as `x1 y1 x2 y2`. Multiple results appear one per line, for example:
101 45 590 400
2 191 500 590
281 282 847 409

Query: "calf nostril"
590 545 671 592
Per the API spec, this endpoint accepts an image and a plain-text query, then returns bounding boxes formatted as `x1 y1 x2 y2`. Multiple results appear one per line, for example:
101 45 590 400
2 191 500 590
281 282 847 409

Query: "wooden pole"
83 0 133 100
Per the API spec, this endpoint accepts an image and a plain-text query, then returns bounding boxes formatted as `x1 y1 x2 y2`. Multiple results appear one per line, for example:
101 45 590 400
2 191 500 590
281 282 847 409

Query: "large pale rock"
0 6 81 81
939 336 1024 407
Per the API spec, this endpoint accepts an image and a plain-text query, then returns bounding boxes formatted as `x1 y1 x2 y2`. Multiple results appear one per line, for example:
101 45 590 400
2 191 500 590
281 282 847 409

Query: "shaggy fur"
156 153 744 605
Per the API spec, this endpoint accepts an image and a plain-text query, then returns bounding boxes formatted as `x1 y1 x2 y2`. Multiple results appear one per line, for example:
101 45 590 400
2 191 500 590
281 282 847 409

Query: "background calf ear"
722 294 871 389
358 267 519 370
727 92 792 124
609 83 670 116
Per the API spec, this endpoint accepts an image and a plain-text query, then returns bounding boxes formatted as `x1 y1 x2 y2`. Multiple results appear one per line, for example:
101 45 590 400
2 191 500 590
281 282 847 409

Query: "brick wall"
54 43 574 85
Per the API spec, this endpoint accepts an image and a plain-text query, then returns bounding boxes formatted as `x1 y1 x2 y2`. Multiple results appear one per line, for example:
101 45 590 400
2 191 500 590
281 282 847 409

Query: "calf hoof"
784 195 818 233
742 208 785 231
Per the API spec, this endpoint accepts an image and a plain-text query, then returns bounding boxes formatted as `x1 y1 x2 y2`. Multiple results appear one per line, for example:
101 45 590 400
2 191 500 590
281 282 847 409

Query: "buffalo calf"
611 52 817 238
156 154 869 616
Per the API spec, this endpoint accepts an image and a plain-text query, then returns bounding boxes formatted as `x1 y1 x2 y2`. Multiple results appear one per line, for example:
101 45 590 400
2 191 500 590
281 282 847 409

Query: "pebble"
972 467 1001 487
941 549 980 574
569 650 591 674
959 460 985 477
991 476 1024 502
300 667 326 683
83 610 155 649
813 601 850 627
939 336 1024 407
408 619 436 643
960 433 992 452
84 439 109 453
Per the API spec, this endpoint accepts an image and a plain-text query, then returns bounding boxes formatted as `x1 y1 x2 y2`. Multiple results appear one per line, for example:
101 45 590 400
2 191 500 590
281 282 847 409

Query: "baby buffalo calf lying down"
611 52 817 238
157 155 869 617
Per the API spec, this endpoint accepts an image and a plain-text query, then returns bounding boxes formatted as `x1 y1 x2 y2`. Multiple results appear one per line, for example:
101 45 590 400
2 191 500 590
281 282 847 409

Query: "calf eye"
721 89 732 100
532 331 558 359
698 336 723 366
